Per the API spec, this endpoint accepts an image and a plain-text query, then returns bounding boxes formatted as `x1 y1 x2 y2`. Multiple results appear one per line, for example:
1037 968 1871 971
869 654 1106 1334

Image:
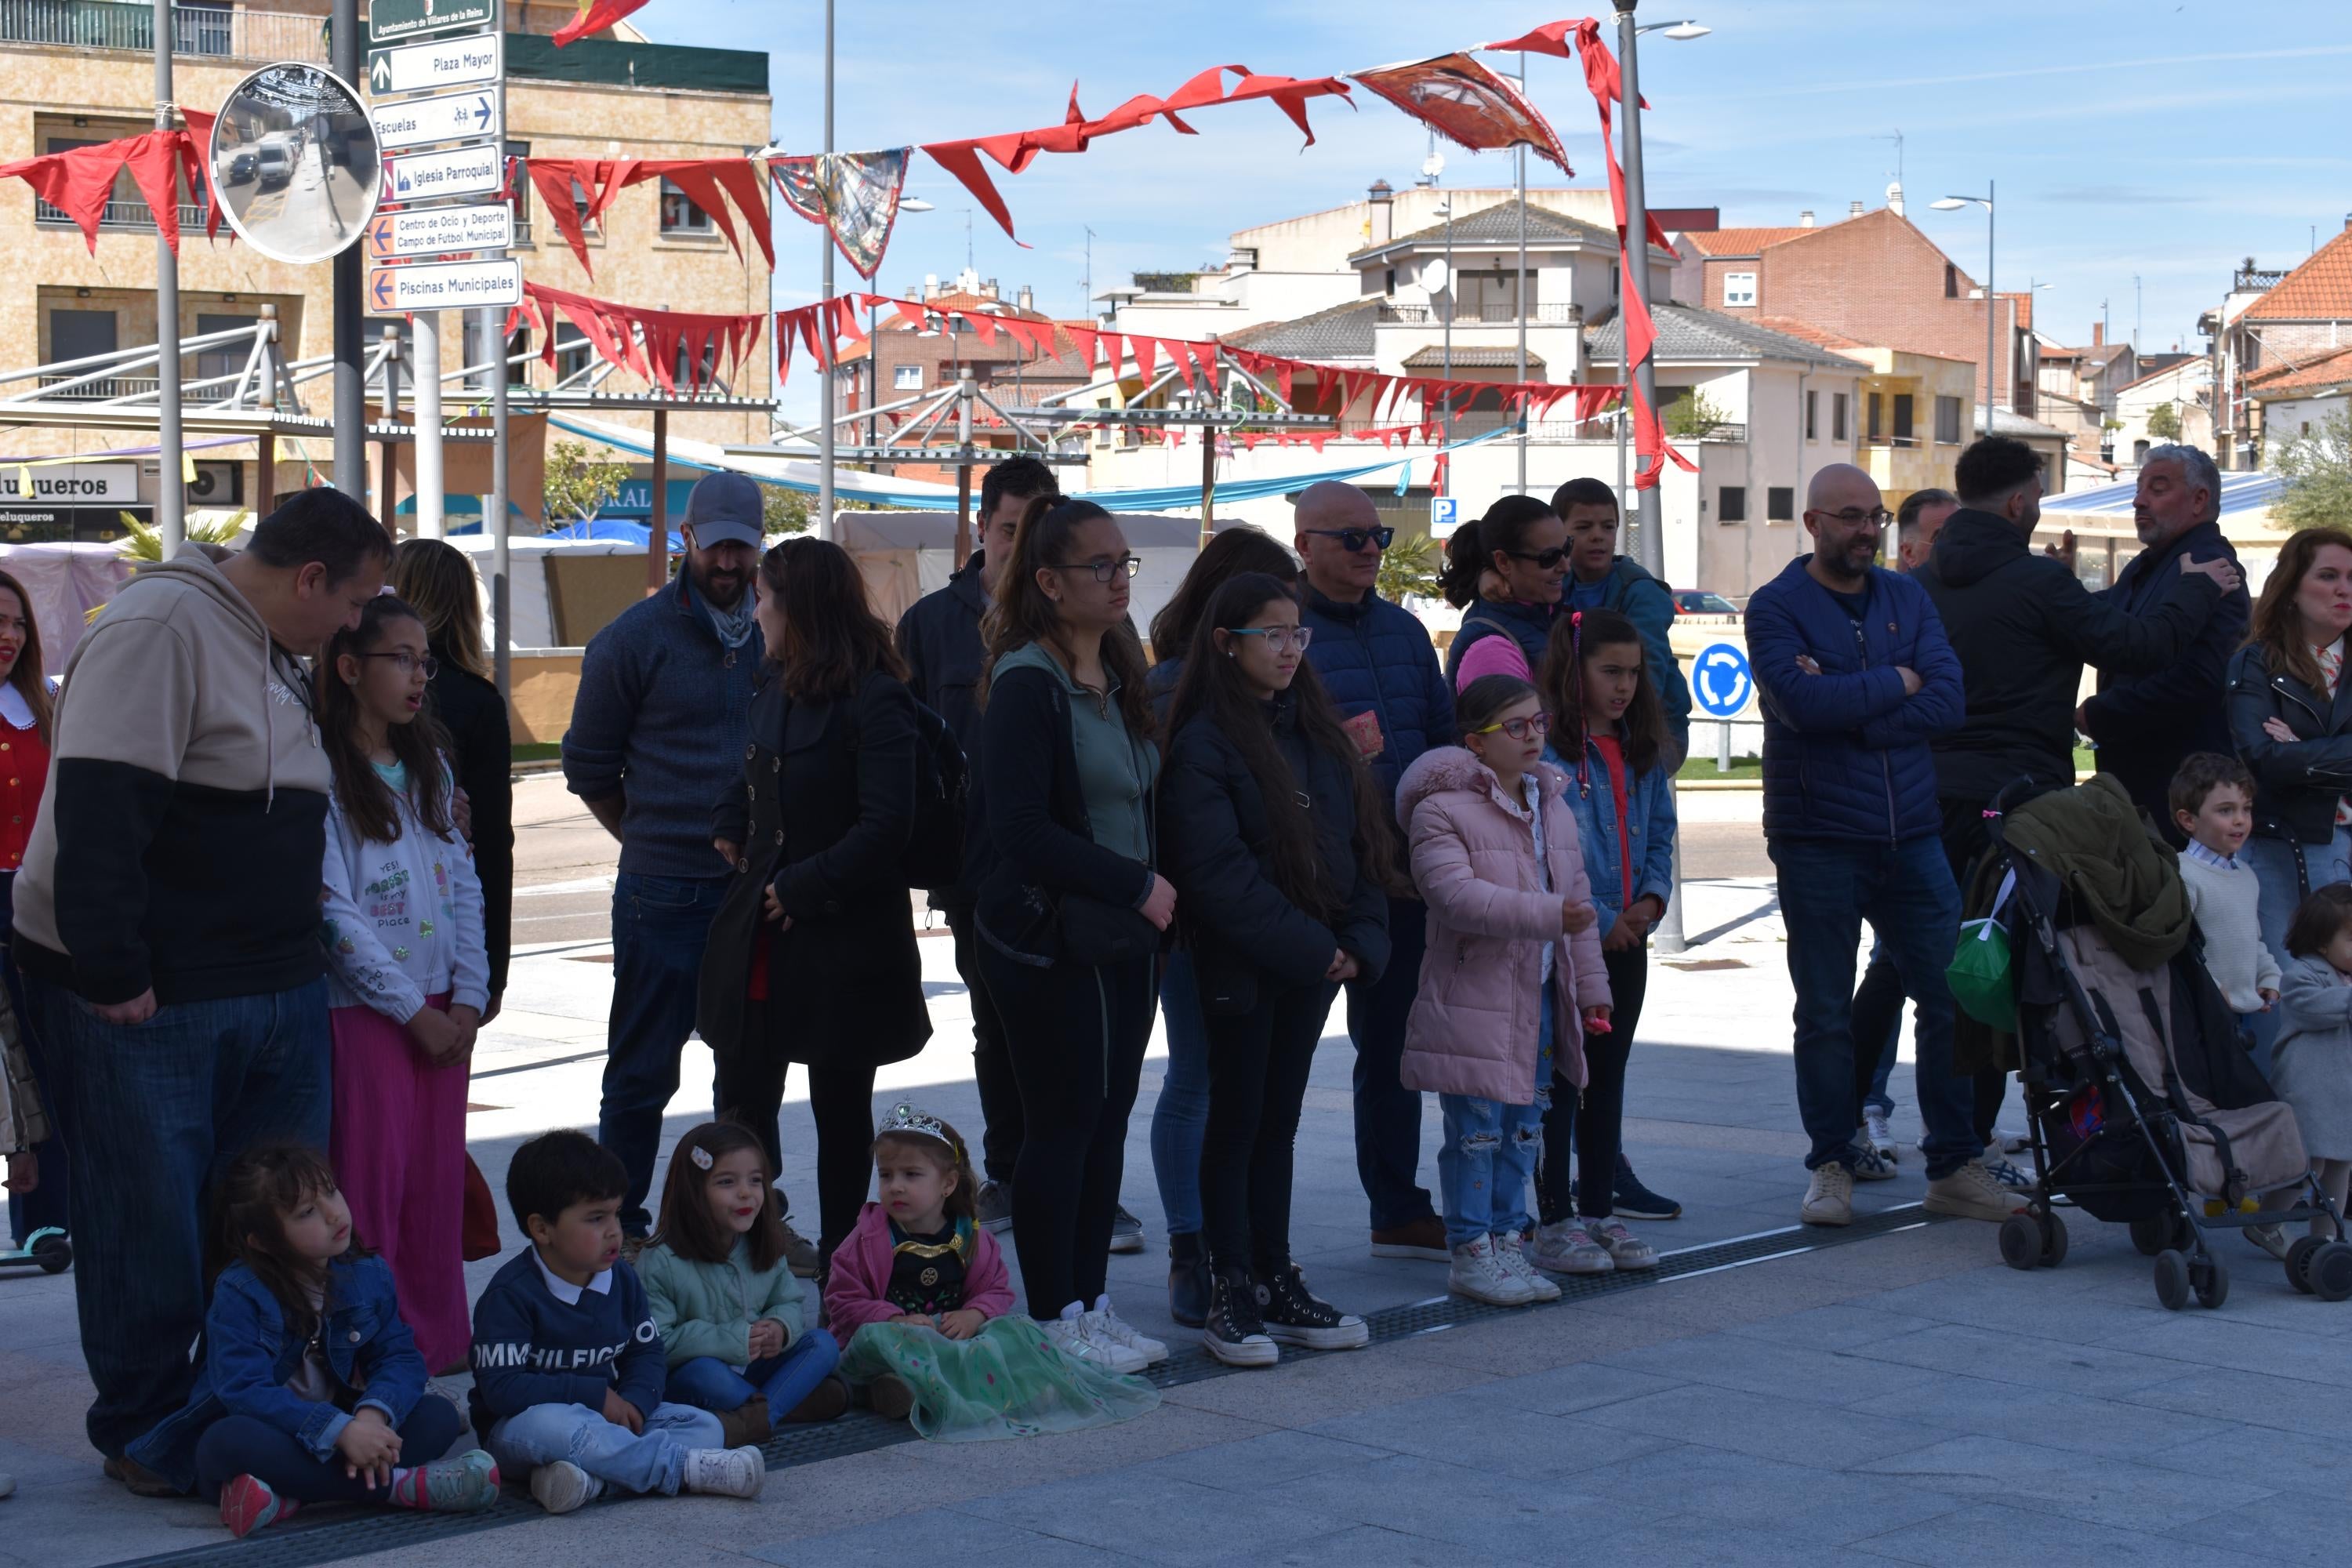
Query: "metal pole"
1983 181 1997 434
256 306 278 516
487 307 510 699
646 408 670 596
1441 205 1454 443
1515 59 1529 494
331 0 363 500
1616 0 1663 578
377 323 401 524
153 0 183 551
1200 427 1216 544
815 0 835 541
414 313 442 537
951 368 973 564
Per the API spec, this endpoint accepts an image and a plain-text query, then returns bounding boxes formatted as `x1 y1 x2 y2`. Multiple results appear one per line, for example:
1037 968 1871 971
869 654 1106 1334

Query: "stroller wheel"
2191 1255 2230 1310
2037 1211 2069 1269
2153 1249 2191 1310
31 1232 71 1276
2286 1236 2324 1295
2129 1213 2174 1258
1999 1214 2041 1272
2312 1242 2352 1304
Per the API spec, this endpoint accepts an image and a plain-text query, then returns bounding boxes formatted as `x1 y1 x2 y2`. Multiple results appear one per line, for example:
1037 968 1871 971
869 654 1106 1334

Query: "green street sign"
368 0 499 46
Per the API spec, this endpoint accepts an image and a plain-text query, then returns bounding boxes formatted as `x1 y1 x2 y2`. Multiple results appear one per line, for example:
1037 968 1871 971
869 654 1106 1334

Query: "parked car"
255 140 294 191
224 148 259 186
1672 589 1741 617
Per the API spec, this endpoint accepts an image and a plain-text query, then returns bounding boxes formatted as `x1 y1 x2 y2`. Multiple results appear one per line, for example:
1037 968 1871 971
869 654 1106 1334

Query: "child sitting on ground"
469 1130 764 1514
2272 885 2352 1243
640 1121 847 1448
2171 753 2281 1036
127 1145 497 1538
825 1105 1161 1442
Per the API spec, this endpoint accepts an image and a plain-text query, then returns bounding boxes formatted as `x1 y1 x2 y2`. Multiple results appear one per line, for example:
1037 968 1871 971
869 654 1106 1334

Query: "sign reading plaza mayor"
367 31 503 96
367 0 499 46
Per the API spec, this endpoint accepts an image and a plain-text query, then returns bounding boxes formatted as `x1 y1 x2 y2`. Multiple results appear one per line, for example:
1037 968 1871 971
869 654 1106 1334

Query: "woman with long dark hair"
0 568 64 1258
1145 524 1300 1327
1441 495 1570 688
698 538 929 1272
1161 572 1391 1366
971 495 1172 1374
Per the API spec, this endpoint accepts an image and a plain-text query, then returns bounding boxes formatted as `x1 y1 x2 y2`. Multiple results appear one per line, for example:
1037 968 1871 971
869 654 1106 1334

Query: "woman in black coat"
392 539 514 1008
699 538 928 1266
1160 572 1392 1369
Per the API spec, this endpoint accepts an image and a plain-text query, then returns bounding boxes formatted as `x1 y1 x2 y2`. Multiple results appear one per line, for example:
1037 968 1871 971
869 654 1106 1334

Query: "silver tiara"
878 1103 959 1156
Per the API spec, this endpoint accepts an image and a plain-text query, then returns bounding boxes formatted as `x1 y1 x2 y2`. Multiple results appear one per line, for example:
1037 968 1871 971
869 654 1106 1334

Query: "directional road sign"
383 142 504 205
369 257 522 313
1692 642 1755 719
368 86 499 153
365 201 514 261
368 31 503 96
368 0 498 45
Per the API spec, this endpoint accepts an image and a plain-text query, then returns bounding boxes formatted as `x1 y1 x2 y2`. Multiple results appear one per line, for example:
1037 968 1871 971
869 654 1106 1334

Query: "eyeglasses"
1504 547 1570 570
1474 713 1552 741
357 652 439 679
1302 526 1395 554
1050 555 1142 584
1811 507 1894 528
1226 626 1314 653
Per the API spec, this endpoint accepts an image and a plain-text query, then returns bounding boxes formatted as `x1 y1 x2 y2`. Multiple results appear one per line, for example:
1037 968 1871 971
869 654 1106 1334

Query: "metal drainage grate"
109 1205 1942 1568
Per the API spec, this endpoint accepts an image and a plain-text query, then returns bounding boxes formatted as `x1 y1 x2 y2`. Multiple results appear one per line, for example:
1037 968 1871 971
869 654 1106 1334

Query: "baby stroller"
1976 779 2351 1309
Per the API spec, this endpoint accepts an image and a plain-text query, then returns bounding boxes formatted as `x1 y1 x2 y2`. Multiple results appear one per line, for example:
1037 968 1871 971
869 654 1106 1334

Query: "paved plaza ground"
3 783 2347 1566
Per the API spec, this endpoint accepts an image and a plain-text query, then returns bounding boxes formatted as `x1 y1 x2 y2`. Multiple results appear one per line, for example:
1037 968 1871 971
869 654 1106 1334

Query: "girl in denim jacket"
128 1146 497 1537
1531 609 1680 1276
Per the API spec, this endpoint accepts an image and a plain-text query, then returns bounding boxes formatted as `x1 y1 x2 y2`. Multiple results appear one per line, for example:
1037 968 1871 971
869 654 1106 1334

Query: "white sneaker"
1086 1301 1170 1367
1994 1127 2031 1152
1493 1231 1562 1301
1924 1160 2022 1222
529 1460 604 1515
1981 1147 2038 1194
1042 1312 1148 1375
1850 1137 1898 1182
683 1446 764 1501
1864 1109 1899 1162
1802 1163 1854 1226
1584 1217 1659 1272
1529 1218 1614 1275
1447 1235 1537 1305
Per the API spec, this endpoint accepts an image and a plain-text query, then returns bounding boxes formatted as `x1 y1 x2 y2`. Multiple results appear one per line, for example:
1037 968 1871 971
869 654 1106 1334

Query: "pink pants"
328 996 470 1373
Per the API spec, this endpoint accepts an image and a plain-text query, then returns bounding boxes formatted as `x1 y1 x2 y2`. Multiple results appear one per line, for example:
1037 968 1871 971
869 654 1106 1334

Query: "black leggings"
1537 942 1650 1223
1199 979 1340 1277
713 1009 877 1270
978 948 1158 1317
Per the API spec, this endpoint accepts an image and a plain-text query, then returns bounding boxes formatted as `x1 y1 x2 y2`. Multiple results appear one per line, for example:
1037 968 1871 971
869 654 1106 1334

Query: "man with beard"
563 473 811 1268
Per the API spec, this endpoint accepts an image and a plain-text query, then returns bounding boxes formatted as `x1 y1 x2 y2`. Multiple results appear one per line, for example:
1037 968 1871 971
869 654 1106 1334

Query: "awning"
2041 470 2284 518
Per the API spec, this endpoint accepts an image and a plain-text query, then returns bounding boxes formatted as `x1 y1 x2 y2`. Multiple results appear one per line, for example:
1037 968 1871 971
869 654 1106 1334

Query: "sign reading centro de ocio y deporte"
366 201 513 261
368 31 502 96
367 0 499 46
369 256 522 312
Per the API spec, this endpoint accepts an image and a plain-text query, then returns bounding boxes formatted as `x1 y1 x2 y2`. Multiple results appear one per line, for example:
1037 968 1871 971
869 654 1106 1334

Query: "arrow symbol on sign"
469 96 491 128
370 55 390 91
371 271 394 309
371 218 392 249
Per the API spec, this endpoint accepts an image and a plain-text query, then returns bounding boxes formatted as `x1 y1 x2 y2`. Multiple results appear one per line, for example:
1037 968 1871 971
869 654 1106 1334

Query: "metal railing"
36 372 162 401
35 197 212 234
0 1 325 62
1375 302 1583 325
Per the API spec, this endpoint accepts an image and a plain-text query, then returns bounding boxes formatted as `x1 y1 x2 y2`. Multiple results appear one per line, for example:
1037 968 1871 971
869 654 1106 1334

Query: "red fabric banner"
525 157 775 278
554 0 648 48
0 117 223 256
510 282 762 395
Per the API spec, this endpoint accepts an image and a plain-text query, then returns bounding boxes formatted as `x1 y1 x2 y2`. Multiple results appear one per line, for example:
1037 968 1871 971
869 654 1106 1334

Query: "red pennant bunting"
554 0 648 46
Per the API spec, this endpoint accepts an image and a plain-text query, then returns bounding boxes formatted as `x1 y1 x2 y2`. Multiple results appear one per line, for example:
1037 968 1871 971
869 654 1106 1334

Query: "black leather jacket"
2227 642 2352 845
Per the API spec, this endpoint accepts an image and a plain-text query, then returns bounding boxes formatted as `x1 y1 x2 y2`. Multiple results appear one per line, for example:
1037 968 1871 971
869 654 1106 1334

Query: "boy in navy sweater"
470 1131 764 1514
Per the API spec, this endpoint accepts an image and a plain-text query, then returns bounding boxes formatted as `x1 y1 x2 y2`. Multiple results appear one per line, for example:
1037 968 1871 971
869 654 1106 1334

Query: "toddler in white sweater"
2171 754 2281 1022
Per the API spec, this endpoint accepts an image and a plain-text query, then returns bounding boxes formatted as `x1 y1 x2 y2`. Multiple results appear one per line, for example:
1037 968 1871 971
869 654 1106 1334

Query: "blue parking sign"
1693 642 1752 718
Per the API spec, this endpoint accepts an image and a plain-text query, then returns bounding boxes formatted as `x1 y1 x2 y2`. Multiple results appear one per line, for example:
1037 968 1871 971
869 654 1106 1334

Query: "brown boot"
867 1374 916 1421
781 1374 850 1424
713 1399 773 1449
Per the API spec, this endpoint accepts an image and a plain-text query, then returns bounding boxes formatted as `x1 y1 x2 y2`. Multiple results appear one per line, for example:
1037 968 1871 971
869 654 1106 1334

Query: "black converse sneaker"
1202 1267 1279 1367
1255 1263 1370 1351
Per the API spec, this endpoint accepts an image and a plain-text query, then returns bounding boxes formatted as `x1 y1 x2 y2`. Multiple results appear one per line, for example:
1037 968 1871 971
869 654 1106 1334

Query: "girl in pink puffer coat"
1398 674 1612 1306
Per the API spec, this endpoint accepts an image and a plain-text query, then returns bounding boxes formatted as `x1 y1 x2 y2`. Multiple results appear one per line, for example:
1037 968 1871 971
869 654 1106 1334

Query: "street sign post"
367 31 502 96
368 85 500 152
365 201 514 260
368 257 521 311
383 142 504 204
1428 496 1461 539
368 0 498 45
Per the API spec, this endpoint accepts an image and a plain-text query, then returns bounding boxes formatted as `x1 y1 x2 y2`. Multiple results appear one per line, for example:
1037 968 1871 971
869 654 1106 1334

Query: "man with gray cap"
563 471 811 1266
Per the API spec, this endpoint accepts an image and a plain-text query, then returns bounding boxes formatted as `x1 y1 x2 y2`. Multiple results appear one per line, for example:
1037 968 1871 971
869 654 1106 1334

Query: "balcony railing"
0 1 325 62
35 197 212 234
36 372 162 401
1376 302 1584 326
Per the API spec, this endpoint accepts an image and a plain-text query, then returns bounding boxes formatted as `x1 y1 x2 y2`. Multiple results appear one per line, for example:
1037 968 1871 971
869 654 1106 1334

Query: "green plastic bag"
1947 875 2018 1033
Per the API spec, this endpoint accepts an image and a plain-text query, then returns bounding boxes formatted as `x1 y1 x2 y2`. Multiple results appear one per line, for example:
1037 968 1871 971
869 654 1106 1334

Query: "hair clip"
689 1145 714 1171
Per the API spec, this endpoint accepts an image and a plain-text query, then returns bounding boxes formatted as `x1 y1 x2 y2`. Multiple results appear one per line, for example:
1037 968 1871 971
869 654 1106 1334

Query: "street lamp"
1644 20 1711 38
1931 186 1997 436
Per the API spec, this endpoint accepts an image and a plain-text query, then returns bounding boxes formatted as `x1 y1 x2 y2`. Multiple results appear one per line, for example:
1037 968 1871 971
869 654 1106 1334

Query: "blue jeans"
1346 895 1437 1230
1436 989 1552 1249
192 1395 463 1504
485 1400 724 1497
666 1330 840 1417
1769 834 1978 1180
601 872 729 1234
2243 829 2352 1074
1150 948 1211 1238
23 972 330 1459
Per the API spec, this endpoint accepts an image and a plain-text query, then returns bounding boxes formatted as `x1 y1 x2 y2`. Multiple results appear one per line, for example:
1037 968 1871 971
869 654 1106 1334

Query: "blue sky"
640 0 2352 364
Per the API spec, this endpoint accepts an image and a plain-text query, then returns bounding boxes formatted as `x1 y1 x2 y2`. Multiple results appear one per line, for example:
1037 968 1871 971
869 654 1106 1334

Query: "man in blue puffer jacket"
1748 464 2011 1231
1292 481 1454 1261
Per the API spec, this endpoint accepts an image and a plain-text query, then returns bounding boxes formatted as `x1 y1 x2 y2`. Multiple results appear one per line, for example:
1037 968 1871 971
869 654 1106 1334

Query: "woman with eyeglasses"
315 594 491 1373
1439 495 1572 690
1159 572 1393 1366
1396 674 1610 1306
971 496 1174 1375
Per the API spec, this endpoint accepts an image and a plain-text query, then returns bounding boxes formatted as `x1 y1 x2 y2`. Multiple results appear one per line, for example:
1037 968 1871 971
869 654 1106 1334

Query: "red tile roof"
1680 226 1813 256
2246 225 2352 321
2247 343 2352 396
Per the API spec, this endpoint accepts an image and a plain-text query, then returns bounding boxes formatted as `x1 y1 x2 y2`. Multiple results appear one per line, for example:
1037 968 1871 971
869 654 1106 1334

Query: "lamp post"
817 0 835 540
1438 198 1454 441
1931 185 1996 436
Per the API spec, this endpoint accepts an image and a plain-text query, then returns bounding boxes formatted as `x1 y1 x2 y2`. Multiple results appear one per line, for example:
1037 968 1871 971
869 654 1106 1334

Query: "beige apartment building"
0 1 772 537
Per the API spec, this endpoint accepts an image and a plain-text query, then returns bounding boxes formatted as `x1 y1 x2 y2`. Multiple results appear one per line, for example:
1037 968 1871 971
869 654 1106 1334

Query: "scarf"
696 579 757 651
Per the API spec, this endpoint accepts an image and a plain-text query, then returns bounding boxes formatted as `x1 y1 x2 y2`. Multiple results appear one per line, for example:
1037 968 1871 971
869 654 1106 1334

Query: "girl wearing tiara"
825 1105 1161 1442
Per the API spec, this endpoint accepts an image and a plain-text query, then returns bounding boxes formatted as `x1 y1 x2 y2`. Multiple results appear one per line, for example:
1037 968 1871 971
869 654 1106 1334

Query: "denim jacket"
129 1255 426 1494
1545 728 1677 931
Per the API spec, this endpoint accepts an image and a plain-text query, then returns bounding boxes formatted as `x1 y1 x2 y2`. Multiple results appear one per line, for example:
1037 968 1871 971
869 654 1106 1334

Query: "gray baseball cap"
681 470 764 549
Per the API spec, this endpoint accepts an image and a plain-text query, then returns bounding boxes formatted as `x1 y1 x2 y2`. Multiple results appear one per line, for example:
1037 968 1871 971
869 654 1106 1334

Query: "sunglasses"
1474 713 1552 742
1504 547 1570 570
1303 526 1395 554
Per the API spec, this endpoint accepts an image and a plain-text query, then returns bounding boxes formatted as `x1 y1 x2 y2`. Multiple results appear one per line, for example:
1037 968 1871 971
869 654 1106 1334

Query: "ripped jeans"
1436 989 1552 1250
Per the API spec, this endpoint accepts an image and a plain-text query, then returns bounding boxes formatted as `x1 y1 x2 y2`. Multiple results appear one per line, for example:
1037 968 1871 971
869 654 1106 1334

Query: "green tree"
1377 530 1442 604
763 485 812 535
2275 408 2352 532
2146 401 2183 441
1662 387 1731 441
543 440 631 525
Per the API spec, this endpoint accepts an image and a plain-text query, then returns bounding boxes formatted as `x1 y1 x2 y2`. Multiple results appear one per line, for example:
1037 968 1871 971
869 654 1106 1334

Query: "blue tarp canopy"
543 517 662 545
2042 470 2285 517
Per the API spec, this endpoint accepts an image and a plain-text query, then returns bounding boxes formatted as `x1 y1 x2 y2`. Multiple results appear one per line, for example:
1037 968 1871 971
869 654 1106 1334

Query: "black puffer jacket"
2083 519 2249 826
894 550 988 912
2227 644 2352 846
1159 690 1389 1014
1916 507 2224 808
